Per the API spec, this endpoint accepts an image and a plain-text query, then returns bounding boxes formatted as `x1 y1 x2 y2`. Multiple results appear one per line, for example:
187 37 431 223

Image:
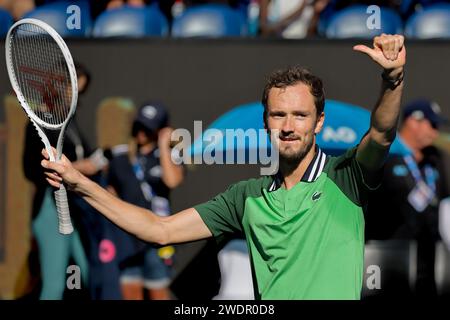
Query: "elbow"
165 179 183 189
146 234 169 246
156 237 170 247
369 127 397 147
155 232 171 247
140 216 171 246
158 217 172 246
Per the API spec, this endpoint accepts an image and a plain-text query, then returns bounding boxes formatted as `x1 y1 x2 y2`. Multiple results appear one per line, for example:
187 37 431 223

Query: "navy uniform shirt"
367 146 450 240
107 145 170 211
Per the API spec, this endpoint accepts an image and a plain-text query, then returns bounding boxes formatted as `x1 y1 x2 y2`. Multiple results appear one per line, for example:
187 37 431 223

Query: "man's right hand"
41 148 85 191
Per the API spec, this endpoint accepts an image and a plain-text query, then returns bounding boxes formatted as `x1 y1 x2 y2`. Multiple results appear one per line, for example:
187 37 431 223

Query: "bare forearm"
370 68 404 145
42 148 211 245
76 177 211 244
354 34 406 170
75 175 168 244
356 78 404 170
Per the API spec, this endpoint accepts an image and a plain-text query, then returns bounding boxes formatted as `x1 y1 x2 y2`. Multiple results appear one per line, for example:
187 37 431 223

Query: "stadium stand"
0 8 13 37
171 4 247 37
324 5 403 39
93 5 169 38
405 3 450 39
23 0 92 37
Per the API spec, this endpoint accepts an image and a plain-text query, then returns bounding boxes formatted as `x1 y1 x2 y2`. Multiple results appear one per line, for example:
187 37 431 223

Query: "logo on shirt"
312 191 322 202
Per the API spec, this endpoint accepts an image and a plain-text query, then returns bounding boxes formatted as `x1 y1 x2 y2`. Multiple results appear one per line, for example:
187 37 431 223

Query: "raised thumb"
353 45 376 59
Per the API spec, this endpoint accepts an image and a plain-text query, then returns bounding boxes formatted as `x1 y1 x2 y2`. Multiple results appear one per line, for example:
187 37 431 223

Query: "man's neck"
280 145 317 190
400 131 423 162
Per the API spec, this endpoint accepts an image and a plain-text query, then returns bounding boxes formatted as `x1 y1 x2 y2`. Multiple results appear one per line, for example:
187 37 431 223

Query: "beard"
278 133 315 167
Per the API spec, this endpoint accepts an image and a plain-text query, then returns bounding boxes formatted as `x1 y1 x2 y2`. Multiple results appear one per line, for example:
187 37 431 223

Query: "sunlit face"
265 83 324 163
409 118 439 149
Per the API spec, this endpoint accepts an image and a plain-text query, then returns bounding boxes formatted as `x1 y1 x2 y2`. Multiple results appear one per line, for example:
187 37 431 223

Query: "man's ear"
314 112 325 134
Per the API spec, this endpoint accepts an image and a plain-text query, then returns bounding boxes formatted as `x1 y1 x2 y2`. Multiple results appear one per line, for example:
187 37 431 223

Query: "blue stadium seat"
172 4 247 38
40 0 69 3
23 0 92 37
405 3 450 39
93 6 168 38
0 8 13 37
325 5 403 39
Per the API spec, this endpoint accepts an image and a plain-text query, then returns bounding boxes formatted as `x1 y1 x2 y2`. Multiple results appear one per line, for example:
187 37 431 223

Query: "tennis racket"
5 18 78 234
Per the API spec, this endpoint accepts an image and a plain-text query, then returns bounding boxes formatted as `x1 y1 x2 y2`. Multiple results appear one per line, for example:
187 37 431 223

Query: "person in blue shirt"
107 102 184 300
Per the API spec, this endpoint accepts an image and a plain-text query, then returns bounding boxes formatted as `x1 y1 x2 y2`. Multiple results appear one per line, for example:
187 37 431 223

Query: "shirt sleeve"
194 181 246 240
330 146 384 207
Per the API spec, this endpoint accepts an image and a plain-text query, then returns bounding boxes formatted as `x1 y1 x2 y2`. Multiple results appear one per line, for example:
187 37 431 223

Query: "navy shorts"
120 247 173 289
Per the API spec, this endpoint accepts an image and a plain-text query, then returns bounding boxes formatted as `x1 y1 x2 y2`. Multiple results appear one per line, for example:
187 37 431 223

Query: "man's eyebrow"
269 108 310 114
292 110 310 115
269 110 286 115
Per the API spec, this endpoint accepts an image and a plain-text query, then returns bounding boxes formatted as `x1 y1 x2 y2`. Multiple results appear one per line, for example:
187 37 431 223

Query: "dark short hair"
262 66 325 120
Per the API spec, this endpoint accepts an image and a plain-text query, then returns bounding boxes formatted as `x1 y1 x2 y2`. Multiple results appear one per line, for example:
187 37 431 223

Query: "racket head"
5 18 78 130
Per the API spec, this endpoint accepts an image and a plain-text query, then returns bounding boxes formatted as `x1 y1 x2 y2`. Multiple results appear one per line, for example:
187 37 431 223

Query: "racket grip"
54 184 74 235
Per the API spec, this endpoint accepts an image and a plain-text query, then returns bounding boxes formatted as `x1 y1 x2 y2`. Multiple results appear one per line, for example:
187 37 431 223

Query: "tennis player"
42 34 406 299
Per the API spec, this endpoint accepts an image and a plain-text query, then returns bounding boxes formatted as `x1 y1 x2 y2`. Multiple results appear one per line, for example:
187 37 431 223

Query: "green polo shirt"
195 146 377 300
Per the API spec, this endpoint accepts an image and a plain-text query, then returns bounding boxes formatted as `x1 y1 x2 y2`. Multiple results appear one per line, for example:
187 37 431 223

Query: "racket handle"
54 184 73 235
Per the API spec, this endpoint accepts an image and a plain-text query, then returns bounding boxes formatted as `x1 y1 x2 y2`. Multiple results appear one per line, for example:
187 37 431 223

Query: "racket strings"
9 23 72 126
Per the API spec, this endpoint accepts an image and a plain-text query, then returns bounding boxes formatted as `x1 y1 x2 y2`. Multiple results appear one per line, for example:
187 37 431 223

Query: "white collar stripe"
269 181 276 191
308 148 322 182
268 146 327 192
315 151 327 181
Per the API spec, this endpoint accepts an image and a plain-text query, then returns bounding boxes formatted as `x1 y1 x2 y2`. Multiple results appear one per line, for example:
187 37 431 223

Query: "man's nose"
281 116 294 133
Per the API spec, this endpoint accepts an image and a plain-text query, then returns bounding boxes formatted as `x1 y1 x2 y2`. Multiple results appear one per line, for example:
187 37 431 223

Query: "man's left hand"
353 34 406 74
